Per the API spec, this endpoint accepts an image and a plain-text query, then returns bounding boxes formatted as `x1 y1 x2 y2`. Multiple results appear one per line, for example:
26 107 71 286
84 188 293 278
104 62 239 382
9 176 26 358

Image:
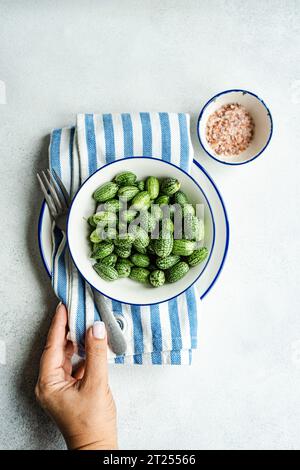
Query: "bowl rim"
197 88 273 166
66 156 216 306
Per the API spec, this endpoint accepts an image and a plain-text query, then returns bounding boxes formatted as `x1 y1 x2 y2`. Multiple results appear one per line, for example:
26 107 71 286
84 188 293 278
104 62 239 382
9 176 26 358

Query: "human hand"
35 303 117 450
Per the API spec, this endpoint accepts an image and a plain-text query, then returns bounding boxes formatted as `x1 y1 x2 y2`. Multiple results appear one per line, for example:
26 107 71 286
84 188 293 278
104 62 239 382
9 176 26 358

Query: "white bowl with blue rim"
38 158 229 305
197 89 273 165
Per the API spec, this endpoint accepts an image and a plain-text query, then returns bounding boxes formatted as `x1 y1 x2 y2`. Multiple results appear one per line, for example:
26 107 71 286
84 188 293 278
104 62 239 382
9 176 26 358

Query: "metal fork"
37 169 127 356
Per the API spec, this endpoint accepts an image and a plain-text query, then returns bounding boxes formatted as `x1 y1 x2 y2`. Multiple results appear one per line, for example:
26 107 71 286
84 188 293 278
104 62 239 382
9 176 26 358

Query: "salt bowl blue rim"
197 89 273 166
67 157 215 306
37 158 230 300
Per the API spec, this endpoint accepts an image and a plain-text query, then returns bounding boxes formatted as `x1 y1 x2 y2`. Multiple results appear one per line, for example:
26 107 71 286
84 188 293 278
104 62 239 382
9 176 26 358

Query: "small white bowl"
67 157 214 306
197 89 273 165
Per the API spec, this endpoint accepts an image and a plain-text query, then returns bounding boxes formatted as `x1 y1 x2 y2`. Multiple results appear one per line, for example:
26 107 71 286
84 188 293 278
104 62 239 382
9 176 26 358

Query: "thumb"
81 321 108 390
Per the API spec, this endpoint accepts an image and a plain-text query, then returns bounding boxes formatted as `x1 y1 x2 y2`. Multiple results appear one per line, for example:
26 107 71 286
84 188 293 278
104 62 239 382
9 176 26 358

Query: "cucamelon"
91 241 114 260
133 243 147 254
150 204 163 221
114 232 135 247
174 190 189 207
88 215 96 227
160 177 180 196
98 227 118 241
156 254 180 270
161 218 174 234
118 185 139 201
166 261 189 283
93 263 119 281
172 239 195 256
129 267 150 284
115 259 132 277
131 253 150 268
139 210 157 233
120 209 137 223
130 226 150 249
114 245 131 258
93 182 119 202
137 180 145 191
184 215 204 241
92 211 117 227
186 247 208 267
131 191 151 210
149 269 165 287
155 194 170 206
146 176 160 199
90 229 102 244
103 199 122 212
182 204 195 217
153 234 174 258
114 171 137 186
101 253 118 267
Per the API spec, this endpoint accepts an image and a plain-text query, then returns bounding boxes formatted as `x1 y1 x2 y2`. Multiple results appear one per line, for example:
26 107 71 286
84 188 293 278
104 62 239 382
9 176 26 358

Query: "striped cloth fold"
49 112 200 365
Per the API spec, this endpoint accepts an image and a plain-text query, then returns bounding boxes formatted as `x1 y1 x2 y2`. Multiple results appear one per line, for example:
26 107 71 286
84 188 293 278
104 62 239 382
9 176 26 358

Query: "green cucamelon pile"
88 171 208 288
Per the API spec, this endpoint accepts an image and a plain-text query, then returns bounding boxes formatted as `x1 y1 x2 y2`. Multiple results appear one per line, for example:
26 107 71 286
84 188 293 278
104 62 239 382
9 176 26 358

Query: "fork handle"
93 290 127 356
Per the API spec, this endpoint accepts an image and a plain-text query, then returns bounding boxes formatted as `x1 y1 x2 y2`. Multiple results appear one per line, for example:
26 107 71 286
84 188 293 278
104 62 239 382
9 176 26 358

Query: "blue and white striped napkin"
50 113 200 365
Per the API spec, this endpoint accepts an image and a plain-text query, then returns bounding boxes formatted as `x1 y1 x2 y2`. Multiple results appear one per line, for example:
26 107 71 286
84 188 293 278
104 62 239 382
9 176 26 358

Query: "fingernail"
92 321 106 339
56 301 62 311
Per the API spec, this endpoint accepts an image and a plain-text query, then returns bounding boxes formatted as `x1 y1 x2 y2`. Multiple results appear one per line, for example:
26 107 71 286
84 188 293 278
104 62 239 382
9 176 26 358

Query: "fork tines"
37 169 69 217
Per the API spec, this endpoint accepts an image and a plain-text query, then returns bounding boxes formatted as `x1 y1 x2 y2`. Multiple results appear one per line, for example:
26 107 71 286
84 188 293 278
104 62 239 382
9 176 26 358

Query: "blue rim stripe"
178 113 189 171
140 112 152 157
103 114 115 163
84 115 97 175
50 128 63 288
197 89 273 166
150 304 163 350
112 300 123 316
168 298 182 351
185 287 198 348
151 351 163 364
150 304 162 364
170 350 181 365
121 113 134 156
131 305 144 356
133 354 143 365
159 113 171 161
50 129 62 176
50 131 67 307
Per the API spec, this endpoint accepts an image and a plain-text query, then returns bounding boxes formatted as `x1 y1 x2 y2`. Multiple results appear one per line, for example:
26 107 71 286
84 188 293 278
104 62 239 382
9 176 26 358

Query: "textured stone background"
0 0 299 450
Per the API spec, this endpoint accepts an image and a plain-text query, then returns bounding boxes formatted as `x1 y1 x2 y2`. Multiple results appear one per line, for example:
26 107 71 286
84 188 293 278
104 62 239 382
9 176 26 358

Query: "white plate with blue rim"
38 159 229 303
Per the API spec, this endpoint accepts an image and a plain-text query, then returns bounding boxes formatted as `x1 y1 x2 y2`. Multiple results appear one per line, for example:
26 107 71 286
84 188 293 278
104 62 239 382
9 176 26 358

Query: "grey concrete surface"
0 0 300 450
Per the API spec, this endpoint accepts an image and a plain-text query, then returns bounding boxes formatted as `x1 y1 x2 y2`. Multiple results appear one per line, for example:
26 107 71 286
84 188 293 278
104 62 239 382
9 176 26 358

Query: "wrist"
74 440 118 450
65 431 118 451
